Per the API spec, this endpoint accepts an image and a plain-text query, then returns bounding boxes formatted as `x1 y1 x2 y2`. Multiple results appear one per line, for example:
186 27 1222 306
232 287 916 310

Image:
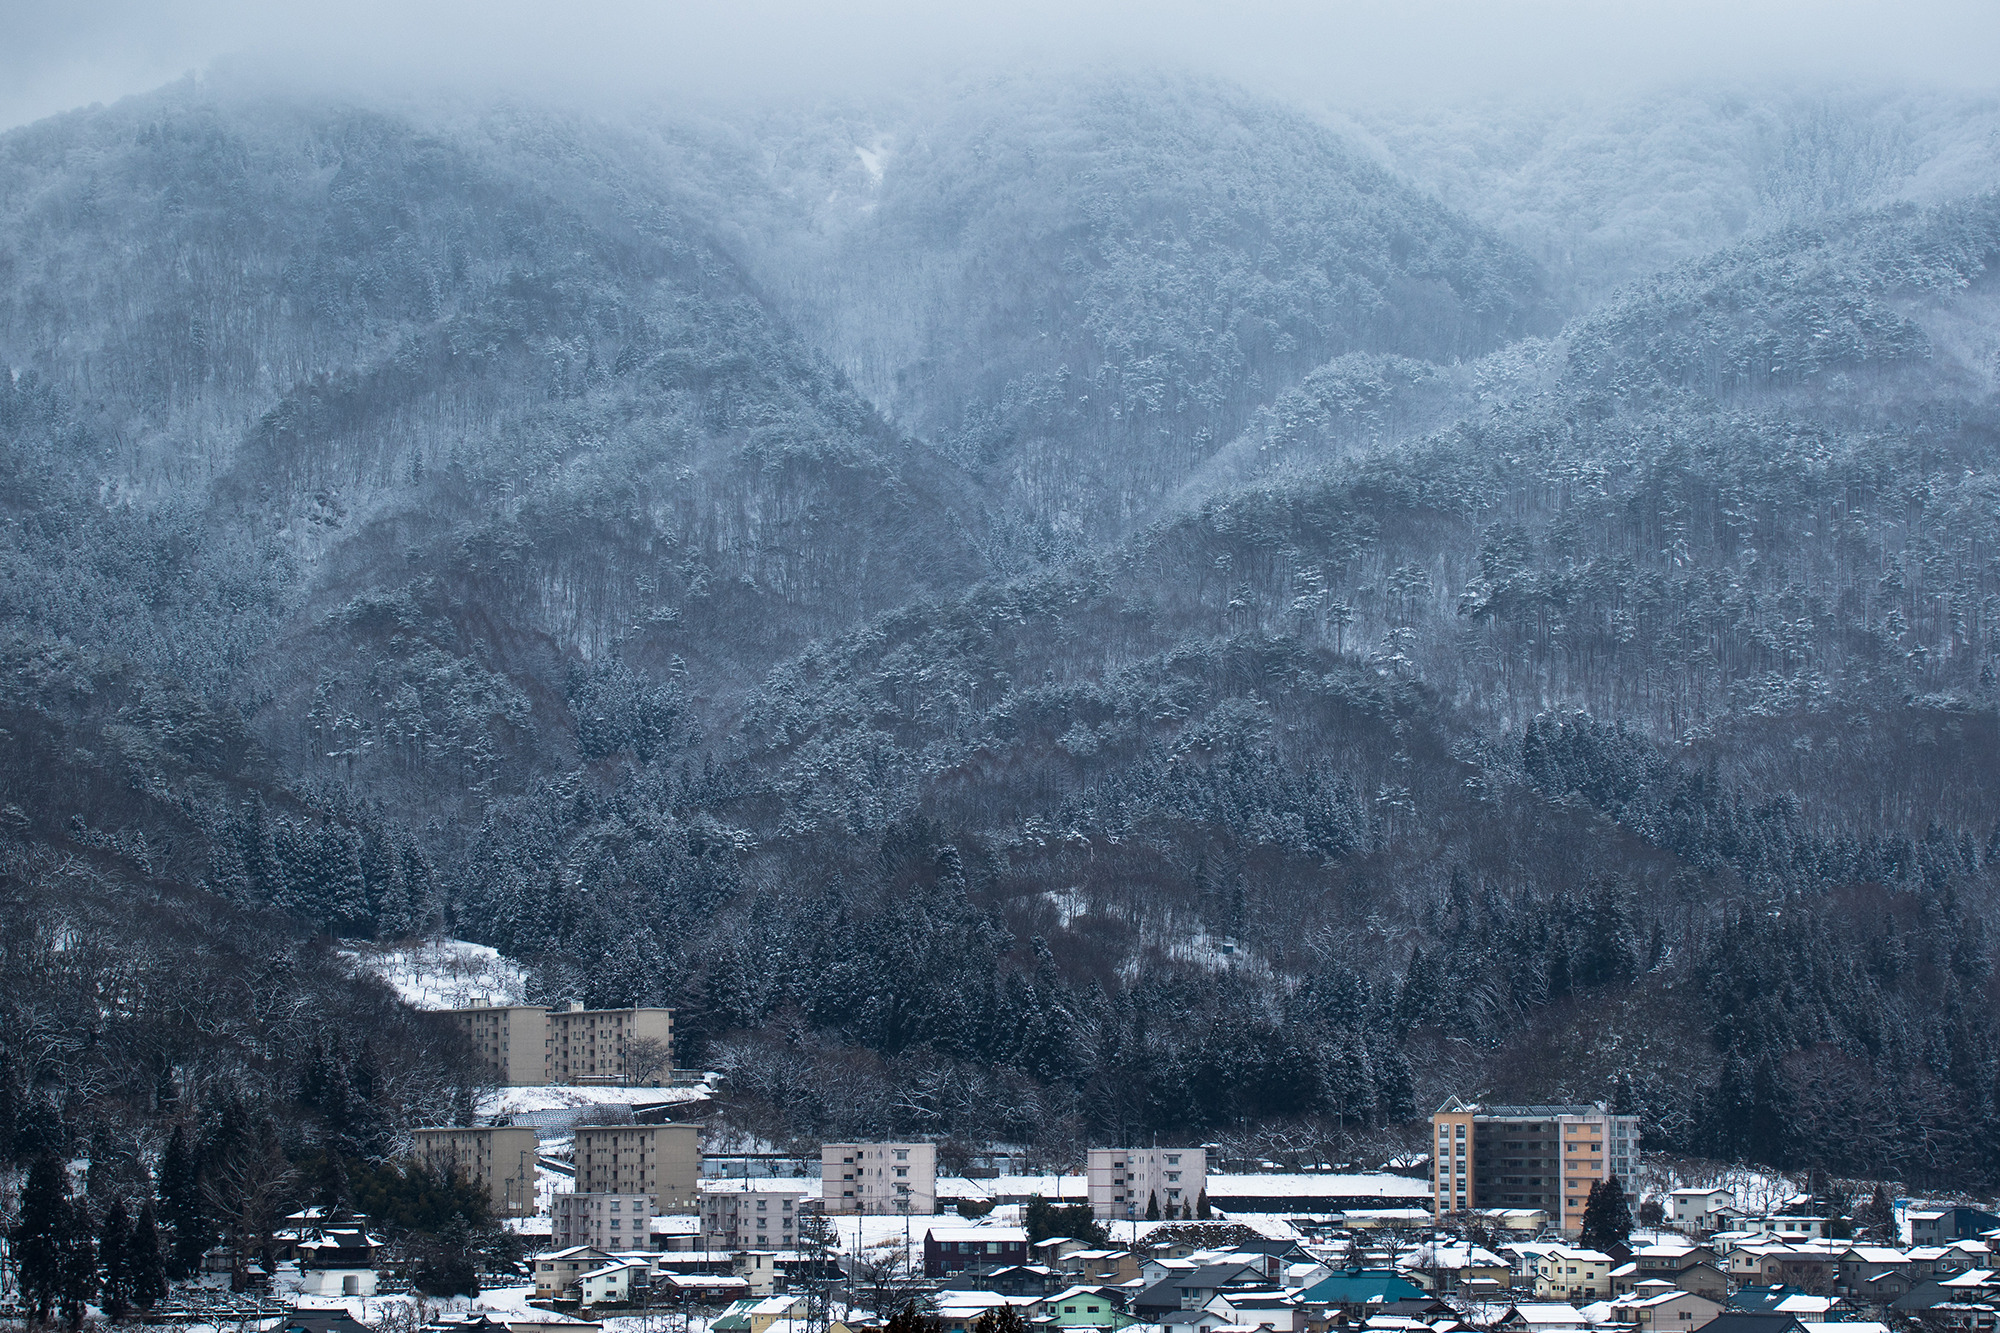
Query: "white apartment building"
553 1192 654 1250
821 1142 937 1215
1086 1147 1207 1221
700 1179 810 1249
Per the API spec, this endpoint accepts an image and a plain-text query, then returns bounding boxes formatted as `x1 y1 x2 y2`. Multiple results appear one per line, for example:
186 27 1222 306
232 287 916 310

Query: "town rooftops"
1297 1269 1428 1306
1694 1314 1808 1333
1437 1097 1612 1117
929 1226 1032 1244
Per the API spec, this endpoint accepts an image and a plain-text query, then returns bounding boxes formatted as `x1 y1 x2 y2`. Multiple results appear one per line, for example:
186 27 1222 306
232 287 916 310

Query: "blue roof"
1297 1270 1427 1305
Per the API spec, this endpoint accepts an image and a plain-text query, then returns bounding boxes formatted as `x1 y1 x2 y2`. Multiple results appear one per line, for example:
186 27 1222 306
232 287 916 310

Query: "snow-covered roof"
929 1225 1031 1243
989 1174 1089 1198
701 1177 816 1195
580 1261 647 1279
1207 1174 1429 1200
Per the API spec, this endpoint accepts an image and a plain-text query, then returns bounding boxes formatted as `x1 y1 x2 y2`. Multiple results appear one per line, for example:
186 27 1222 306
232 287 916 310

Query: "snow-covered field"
480 1082 716 1117
343 938 532 1009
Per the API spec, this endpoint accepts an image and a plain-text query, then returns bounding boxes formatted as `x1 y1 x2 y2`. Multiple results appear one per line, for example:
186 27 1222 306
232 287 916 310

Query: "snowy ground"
343 938 532 1008
480 1082 716 1117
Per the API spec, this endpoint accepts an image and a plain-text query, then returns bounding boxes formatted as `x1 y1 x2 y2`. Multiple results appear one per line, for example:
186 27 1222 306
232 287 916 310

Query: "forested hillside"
2 70 1998 1210
742 75 1547 548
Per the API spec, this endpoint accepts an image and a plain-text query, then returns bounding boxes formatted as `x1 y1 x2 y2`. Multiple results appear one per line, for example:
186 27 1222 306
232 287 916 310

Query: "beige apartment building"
820 1142 937 1215
1431 1098 1639 1233
1086 1147 1207 1221
552 1192 654 1250
574 1122 702 1216
410 1125 541 1217
700 1179 811 1249
442 1002 675 1086
448 1005 550 1086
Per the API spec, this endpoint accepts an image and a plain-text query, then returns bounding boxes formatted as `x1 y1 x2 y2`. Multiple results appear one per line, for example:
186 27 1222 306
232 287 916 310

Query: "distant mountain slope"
744 73 1548 547
1348 86 2000 309
0 90 990 806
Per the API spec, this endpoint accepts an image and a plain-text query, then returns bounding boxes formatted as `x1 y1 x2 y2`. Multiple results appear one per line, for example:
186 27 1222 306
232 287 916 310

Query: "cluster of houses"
388 1020 2000 1333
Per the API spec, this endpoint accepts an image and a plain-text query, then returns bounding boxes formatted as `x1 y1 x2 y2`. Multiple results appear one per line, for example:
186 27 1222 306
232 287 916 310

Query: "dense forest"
2 70 1999 1241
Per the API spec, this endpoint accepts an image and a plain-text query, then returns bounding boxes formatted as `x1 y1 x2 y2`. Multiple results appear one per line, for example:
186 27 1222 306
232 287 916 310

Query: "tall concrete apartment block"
410 1125 541 1217
820 1142 937 1215
552 1192 653 1250
1087 1147 1207 1221
699 1179 810 1249
450 1005 550 1087
574 1122 702 1217
443 1002 675 1086
1431 1097 1640 1233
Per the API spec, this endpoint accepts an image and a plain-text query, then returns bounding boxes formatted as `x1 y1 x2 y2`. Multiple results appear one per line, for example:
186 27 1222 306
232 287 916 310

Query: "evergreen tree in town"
17 1153 68 1324
887 1302 944 1333
1196 1188 1211 1220
158 1123 208 1280
972 1308 1032 1333
100 1199 135 1321
1146 1190 1161 1221
129 1203 170 1312
1580 1175 1633 1251
58 1207 98 1329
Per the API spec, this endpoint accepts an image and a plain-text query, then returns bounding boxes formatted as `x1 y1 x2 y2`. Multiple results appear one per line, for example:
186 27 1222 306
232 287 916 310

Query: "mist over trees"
1 66 1999 1205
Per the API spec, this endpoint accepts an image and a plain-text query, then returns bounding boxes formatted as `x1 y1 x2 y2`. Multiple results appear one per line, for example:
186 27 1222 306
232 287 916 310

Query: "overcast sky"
7 0 2000 131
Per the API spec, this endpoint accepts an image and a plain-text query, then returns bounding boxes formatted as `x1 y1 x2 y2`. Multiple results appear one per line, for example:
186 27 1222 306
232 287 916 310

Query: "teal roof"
1297 1270 1427 1305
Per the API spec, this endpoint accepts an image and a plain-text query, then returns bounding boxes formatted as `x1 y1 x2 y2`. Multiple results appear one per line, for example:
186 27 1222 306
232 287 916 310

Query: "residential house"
1059 1249 1143 1283
941 1265 1064 1297
651 1215 703 1252
1534 1247 1615 1301
654 1270 752 1303
576 1259 651 1307
1747 1217 1839 1241
1670 1190 1738 1234
1399 1242 1511 1294
1495 1303 1597 1333
1138 1263 1269 1314
1691 1314 1807 1333
410 1126 541 1218
821 1142 937 1216
1034 1238 1095 1265
925 1226 1032 1278
933 1294 1044 1333
1293 1269 1428 1318
1048 1284 1137 1328
1158 1312 1232 1333
1604 1283 1724 1331
712 1296 809 1333
1204 1288 1308 1332
535 1246 616 1300
1912 1210 2000 1245
734 1252 781 1297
